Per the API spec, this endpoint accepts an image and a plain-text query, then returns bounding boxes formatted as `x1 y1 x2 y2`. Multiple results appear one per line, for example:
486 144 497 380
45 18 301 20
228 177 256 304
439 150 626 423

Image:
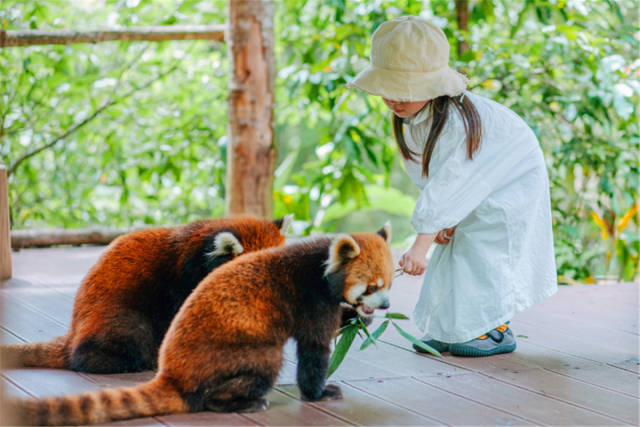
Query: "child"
347 16 557 356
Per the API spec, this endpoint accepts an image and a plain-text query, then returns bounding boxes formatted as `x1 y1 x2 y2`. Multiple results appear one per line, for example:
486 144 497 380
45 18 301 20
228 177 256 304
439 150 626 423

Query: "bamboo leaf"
392 322 442 357
384 312 410 320
360 320 389 350
327 324 358 378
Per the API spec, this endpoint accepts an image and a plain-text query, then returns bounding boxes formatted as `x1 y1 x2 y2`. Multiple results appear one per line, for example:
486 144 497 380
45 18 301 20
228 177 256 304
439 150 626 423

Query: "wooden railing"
0 165 11 279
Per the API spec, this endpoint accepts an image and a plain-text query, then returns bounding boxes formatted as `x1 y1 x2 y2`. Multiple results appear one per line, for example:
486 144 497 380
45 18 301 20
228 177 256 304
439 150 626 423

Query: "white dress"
403 91 557 343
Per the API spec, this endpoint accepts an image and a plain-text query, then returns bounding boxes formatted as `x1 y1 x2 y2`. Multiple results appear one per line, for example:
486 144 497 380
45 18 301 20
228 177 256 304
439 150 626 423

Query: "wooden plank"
0 326 24 344
10 246 103 287
159 411 257 426
0 25 225 48
0 165 11 280
515 284 638 333
0 294 67 342
346 377 533 426
479 366 639 425
2 376 31 398
242 388 352 426
500 340 640 398
2 369 101 397
419 372 627 426
278 382 442 426
1 287 73 327
608 359 640 374
512 321 638 365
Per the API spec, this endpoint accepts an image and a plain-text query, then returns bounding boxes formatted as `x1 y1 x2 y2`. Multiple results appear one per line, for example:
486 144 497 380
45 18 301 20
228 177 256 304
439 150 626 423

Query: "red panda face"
325 223 394 317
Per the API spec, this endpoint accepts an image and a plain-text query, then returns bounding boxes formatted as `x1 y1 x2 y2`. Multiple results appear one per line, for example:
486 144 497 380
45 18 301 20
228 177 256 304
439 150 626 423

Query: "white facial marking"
346 283 367 304
208 232 243 257
377 278 383 287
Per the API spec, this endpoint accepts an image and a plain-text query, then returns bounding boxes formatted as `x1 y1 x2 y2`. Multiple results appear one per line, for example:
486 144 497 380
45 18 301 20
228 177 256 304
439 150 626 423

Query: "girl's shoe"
448 324 516 357
413 337 450 353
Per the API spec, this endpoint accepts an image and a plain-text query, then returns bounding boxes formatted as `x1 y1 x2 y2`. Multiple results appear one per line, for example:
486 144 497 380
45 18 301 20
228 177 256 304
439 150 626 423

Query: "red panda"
9 224 394 425
1 215 292 374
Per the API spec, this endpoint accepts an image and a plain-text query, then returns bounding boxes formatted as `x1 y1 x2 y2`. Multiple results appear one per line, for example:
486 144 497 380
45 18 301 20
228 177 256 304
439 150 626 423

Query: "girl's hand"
434 226 456 245
399 234 435 276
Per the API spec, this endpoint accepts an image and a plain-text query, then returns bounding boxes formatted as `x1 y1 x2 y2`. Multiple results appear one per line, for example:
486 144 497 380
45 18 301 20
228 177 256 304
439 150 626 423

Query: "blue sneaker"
449 324 516 357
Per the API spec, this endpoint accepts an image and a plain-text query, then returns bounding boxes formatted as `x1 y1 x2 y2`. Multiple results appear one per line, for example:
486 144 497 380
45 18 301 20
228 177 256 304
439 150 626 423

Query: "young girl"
347 16 557 356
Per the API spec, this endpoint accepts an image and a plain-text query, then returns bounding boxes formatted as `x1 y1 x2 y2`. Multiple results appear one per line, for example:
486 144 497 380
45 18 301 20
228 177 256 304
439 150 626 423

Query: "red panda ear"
325 234 361 275
208 232 243 257
377 221 392 244
273 214 293 235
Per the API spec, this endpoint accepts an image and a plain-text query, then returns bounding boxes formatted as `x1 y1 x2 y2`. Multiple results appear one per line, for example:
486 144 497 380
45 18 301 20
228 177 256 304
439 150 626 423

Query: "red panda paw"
318 384 343 401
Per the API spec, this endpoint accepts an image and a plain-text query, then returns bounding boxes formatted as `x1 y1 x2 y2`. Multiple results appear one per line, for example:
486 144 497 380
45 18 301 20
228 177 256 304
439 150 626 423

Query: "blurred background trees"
0 0 637 282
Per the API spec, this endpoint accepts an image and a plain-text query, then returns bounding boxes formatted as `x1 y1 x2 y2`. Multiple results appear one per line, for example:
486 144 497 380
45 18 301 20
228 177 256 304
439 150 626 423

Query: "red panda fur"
10 225 394 425
1 216 289 374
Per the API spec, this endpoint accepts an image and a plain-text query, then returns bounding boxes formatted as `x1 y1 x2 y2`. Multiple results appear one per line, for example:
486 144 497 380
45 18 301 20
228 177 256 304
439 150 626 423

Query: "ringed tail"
1 336 68 369
10 377 189 426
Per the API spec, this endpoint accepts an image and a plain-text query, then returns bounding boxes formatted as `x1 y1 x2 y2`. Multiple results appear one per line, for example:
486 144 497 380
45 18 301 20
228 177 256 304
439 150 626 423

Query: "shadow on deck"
1 246 638 426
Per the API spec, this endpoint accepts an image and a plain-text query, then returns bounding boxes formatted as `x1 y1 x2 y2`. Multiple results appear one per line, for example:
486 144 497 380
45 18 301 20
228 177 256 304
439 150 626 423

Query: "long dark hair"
392 94 482 177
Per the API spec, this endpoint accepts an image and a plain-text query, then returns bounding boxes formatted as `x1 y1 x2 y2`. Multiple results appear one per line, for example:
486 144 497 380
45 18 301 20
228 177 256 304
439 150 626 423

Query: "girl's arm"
399 233 434 276
400 227 456 276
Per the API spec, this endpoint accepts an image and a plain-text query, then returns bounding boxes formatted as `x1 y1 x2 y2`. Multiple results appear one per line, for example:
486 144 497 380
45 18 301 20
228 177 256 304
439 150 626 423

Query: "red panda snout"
355 289 391 316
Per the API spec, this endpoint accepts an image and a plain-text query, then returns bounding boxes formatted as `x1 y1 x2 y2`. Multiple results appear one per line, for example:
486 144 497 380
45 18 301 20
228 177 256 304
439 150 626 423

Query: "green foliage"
1 1 230 227
1 0 637 281
329 312 440 378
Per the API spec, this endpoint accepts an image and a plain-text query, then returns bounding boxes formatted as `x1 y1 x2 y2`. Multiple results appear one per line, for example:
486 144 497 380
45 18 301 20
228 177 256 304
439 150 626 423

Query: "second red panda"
1 215 291 373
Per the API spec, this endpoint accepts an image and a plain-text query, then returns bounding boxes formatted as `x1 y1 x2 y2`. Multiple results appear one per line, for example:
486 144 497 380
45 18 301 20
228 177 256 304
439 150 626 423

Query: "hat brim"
347 65 468 102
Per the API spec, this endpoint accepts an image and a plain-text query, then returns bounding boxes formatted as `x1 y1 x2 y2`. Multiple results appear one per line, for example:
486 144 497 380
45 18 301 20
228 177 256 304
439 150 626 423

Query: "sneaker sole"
449 342 516 357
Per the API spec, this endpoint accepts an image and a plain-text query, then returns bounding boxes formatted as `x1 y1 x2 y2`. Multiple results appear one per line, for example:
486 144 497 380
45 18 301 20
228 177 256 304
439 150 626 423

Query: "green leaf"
357 317 376 346
384 312 409 320
392 322 442 357
327 324 358 378
360 320 389 350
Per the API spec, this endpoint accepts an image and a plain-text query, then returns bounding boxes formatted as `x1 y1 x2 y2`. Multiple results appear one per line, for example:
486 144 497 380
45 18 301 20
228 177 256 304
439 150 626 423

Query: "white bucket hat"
347 16 468 102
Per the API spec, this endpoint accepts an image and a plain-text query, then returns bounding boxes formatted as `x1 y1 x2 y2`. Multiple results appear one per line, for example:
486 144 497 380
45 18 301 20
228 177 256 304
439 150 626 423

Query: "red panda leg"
70 314 157 373
296 342 343 401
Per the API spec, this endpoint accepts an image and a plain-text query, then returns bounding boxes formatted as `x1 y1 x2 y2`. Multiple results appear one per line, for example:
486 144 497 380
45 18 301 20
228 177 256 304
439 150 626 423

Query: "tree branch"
7 64 179 176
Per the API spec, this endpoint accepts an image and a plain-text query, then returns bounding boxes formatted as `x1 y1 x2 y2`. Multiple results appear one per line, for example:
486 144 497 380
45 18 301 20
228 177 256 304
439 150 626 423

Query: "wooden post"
455 0 470 55
0 165 11 280
226 0 276 217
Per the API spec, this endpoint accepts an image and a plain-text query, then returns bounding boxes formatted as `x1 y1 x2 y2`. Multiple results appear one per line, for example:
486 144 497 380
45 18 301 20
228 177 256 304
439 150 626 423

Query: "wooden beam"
0 25 225 48
10 227 142 250
0 165 11 279
226 0 276 217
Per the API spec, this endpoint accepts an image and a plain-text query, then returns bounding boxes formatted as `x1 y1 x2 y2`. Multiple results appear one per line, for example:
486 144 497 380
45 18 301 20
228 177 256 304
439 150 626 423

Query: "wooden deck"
1 246 638 426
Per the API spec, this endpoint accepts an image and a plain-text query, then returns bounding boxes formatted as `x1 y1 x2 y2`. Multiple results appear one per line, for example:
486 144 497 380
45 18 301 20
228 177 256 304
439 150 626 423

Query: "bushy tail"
1 336 68 369
9 377 189 426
